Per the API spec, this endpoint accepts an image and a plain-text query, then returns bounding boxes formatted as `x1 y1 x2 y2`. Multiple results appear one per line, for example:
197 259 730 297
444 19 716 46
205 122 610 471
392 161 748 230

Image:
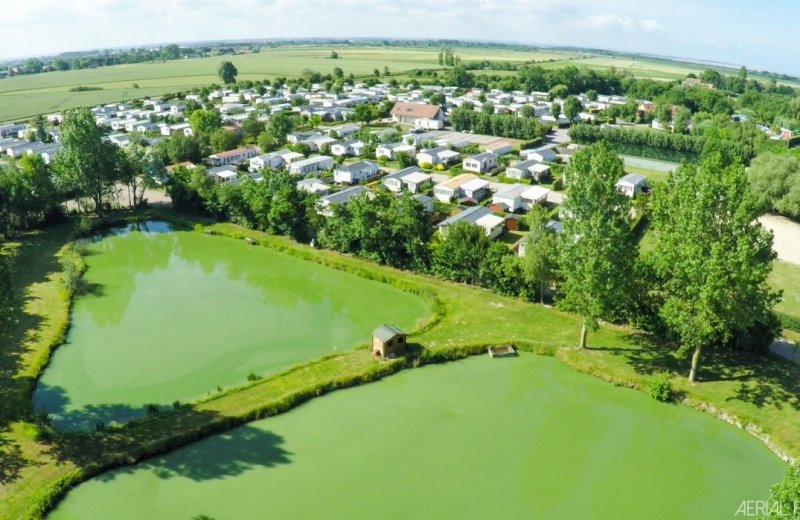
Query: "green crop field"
0 46 572 122
0 46 581 122
0 44 793 123
539 56 706 81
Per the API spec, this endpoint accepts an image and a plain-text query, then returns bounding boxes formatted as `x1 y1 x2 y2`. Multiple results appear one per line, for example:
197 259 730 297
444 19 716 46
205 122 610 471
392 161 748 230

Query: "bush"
247 372 261 382
69 86 103 92
434 164 445 171
419 162 432 170
648 373 674 402
778 312 800 334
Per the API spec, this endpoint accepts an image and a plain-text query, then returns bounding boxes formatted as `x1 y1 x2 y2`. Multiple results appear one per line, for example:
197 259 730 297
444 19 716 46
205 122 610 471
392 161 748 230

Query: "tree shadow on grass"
723 353 800 411
0 224 70 425
0 428 28 485
598 332 800 410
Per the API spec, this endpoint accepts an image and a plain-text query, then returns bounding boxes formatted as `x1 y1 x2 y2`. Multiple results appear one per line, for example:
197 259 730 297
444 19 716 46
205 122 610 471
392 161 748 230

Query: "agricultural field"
0 44 794 123
0 46 580 123
539 56 710 81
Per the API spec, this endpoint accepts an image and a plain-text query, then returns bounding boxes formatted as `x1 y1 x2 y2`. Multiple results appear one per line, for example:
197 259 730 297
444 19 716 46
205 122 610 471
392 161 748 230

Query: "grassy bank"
1 211 799 518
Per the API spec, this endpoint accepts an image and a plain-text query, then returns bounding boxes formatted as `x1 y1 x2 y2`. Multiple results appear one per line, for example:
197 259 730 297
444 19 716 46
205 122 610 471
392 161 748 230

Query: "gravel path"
759 214 800 266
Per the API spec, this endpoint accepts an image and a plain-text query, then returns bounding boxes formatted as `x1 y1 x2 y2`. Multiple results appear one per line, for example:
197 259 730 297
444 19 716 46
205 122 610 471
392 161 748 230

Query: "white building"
382 166 431 193
462 152 498 174
289 155 334 176
492 184 529 212
616 173 648 197
333 160 379 184
209 147 258 167
461 178 490 201
433 174 480 203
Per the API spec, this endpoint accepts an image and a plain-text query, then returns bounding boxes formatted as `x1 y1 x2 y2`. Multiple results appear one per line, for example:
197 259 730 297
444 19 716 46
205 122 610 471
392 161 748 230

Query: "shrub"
247 372 261 382
648 373 674 402
434 164 445 171
419 162 432 170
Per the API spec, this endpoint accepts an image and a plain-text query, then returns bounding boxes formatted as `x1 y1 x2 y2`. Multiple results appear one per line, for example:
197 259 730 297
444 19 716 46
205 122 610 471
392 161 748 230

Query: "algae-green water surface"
50 354 784 519
33 222 430 429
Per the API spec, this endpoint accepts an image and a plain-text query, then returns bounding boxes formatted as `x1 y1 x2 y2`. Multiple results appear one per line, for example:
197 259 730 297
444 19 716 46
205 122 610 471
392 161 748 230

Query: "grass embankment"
1 211 799 518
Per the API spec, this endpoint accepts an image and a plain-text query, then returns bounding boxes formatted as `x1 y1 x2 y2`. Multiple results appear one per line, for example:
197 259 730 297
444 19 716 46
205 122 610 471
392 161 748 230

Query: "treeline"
569 123 759 164
0 156 62 238
7 45 207 76
449 106 550 140
748 152 800 220
166 165 543 301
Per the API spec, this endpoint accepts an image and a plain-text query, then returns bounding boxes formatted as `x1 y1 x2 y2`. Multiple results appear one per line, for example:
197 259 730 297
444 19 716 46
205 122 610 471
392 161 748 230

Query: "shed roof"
373 324 405 342
618 173 647 186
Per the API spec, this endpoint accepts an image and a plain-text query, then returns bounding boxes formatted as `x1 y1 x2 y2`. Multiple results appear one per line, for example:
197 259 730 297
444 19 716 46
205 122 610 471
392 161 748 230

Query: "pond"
49 354 785 519
33 222 430 429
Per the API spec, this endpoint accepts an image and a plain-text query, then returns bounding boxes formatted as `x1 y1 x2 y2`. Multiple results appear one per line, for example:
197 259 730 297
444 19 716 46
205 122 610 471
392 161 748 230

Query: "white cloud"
0 0 795 74
639 19 662 32
580 14 635 31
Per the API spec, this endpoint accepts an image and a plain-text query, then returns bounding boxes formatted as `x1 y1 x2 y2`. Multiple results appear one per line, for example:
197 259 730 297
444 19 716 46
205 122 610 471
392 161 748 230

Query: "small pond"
33 222 430 429
49 353 785 519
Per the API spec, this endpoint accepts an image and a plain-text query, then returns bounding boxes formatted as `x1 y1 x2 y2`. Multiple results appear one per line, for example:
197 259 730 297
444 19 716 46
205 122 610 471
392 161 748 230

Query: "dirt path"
759 214 800 266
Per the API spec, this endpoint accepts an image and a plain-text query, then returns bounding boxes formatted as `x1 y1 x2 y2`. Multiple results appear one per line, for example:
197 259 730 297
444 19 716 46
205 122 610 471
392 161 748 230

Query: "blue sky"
2 0 798 74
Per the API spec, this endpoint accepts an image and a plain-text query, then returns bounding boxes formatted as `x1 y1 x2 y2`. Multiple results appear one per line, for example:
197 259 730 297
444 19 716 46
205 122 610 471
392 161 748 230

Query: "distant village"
0 77 784 253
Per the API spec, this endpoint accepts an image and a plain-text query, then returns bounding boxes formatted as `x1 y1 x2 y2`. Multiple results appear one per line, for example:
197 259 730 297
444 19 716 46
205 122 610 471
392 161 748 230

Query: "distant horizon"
0 37 793 79
2 1 799 76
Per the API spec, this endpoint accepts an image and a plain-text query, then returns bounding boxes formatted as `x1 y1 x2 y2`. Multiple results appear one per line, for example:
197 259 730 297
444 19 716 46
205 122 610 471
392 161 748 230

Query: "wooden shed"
372 324 407 358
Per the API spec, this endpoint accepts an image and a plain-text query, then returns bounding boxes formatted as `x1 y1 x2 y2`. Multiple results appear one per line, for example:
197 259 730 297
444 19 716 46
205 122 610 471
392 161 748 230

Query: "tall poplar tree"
559 142 636 348
650 154 779 382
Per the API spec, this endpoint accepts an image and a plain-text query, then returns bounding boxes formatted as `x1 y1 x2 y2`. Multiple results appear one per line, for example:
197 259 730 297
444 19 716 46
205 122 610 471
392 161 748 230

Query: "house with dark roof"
317 185 373 216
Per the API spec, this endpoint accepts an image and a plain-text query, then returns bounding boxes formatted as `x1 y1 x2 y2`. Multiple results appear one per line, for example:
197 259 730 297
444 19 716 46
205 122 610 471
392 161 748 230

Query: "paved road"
544 127 570 146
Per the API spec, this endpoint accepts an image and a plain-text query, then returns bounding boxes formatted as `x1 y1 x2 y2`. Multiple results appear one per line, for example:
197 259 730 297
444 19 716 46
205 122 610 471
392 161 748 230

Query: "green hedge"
778 312 800 333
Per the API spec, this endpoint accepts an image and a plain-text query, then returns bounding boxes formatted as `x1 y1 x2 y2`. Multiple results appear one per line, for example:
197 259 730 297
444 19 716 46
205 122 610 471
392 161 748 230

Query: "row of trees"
7 45 204 77
0 156 61 238
569 123 759 164
0 108 170 221
168 166 550 302
558 143 777 381
748 152 800 219
449 106 550 140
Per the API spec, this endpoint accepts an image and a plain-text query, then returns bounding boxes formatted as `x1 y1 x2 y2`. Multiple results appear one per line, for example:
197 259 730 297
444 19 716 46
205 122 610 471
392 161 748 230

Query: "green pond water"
33 222 430 430
50 354 785 520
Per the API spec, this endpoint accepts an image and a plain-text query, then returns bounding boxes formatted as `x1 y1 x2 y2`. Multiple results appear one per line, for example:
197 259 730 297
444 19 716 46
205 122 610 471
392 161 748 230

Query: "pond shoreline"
7 209 797 518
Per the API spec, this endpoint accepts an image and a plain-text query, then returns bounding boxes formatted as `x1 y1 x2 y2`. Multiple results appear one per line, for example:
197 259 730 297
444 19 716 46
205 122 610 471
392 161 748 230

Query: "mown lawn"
1 211 799 518
771 261 800 319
